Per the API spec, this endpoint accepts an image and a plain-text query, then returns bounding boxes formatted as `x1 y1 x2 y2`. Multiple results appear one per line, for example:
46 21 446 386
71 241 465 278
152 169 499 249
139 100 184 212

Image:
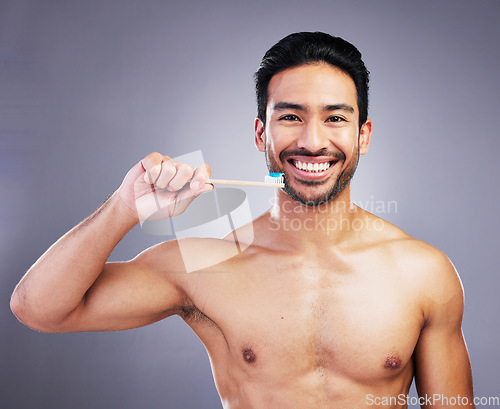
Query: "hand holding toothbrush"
116 152 284 223
117 152 214 222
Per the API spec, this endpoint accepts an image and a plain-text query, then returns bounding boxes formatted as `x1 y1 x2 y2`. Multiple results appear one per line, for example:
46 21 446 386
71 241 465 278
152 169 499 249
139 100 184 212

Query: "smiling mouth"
289 159 336 173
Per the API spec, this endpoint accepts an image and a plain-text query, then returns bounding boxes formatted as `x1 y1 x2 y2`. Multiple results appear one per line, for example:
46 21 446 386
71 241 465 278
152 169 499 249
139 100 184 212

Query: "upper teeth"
293 160 331 172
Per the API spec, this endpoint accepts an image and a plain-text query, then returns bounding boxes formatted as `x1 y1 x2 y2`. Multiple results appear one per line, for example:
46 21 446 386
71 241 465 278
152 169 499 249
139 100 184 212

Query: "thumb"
171 183 214 216
195 183 214 195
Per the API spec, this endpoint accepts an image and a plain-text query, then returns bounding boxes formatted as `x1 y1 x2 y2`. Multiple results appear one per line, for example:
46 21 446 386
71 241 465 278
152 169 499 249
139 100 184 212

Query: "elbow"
10 287 62 333
10 290 23 322
10 288 36 330
10 284 29 323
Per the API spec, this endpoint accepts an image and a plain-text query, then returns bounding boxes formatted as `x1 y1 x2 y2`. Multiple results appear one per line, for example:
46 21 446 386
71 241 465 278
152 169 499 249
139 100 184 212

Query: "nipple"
384 355 401 369
242 348 256 364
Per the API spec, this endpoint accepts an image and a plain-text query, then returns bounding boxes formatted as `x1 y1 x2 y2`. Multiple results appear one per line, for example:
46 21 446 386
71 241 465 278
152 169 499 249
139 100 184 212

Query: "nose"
296 121 329 152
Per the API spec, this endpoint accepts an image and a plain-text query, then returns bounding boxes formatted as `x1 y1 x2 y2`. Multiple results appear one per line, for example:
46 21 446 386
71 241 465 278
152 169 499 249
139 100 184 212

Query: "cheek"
265 129 287 155
266 135 276 152
331 130 358 158
351 138 358 156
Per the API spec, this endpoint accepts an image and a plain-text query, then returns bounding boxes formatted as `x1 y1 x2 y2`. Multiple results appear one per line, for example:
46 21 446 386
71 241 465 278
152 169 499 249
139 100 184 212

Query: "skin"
10 64 474 408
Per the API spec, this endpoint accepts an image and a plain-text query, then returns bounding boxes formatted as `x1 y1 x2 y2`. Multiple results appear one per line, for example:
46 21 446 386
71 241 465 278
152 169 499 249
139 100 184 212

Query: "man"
11 32 474 408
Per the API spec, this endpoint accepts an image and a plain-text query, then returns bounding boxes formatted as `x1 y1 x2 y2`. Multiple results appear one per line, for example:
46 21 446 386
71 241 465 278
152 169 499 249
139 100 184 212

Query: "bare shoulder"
134 234 245 274
376 213 459 274
362 211 465 320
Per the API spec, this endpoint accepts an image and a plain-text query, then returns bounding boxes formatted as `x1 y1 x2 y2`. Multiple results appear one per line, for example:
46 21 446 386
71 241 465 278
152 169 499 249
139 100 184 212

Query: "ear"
254 117 266 152
359 118 372 155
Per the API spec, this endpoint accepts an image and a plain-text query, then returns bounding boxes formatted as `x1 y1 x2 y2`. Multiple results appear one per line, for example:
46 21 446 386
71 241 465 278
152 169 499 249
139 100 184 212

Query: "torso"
169 209 429 409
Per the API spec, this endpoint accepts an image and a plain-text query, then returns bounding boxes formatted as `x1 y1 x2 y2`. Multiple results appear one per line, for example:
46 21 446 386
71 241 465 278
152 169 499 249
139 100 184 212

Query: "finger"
167 162 194 191
146 163 162 185
141 152 167 185
189 163 212 190
155 158 176 189
174 182 214 214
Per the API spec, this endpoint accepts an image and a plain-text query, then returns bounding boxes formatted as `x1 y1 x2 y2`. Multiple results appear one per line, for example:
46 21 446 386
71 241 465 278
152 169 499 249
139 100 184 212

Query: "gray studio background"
1 0 499 408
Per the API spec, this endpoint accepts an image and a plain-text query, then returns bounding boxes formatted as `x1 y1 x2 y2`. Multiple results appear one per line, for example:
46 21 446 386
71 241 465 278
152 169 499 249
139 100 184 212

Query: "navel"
384 355 401 369
242 348 256 364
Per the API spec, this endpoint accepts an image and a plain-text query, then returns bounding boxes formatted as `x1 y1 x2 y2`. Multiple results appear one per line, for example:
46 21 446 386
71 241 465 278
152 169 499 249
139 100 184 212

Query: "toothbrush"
207 173 285 188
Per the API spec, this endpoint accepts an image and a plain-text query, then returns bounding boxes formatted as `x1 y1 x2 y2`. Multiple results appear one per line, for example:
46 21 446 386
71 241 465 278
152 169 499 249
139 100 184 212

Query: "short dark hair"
254 32 370 128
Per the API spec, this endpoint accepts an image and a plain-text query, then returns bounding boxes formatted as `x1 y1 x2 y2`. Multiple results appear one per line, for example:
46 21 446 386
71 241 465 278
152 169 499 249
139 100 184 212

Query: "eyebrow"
273 101 354 113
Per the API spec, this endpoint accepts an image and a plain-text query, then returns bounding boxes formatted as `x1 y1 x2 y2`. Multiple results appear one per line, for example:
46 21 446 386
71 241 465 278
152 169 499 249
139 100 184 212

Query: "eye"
279 114 301 121
326 116 345 123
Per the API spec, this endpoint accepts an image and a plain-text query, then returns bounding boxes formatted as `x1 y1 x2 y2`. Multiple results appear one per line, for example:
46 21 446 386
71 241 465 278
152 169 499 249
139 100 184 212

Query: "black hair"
254 32 369 129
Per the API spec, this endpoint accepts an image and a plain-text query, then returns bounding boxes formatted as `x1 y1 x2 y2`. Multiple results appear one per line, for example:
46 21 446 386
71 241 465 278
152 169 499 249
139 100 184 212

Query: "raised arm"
10 152 212 333
413 252 474 408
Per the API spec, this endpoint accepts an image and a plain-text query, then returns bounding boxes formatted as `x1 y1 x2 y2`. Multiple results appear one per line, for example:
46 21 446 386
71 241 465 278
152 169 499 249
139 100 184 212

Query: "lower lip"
287 161 337 180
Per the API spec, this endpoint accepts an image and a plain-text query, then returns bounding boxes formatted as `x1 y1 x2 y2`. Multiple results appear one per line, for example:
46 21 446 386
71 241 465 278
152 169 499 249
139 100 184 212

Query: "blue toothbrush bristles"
264 173 285 187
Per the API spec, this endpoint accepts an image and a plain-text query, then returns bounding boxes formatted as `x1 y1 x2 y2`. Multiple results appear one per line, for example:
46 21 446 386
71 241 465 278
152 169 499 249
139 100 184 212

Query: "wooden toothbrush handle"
207 178 284 188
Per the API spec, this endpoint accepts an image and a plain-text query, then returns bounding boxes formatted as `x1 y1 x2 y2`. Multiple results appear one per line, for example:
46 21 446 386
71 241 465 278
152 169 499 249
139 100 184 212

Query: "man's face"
255 63 371 206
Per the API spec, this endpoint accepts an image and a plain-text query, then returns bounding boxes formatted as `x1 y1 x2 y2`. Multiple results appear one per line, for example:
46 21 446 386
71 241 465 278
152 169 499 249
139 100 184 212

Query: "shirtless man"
11 32 474 408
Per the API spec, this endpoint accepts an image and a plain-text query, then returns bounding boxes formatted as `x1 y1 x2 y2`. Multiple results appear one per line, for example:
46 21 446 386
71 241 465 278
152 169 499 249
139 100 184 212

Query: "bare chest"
183 256 423 385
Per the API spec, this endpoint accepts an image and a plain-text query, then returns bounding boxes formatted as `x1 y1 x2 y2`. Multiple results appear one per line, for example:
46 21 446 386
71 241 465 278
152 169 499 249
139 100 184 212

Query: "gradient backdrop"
1 1 499 408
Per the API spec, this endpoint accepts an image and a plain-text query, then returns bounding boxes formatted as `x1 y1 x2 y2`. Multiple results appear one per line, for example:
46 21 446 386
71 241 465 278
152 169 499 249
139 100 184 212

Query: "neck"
265 184 361 251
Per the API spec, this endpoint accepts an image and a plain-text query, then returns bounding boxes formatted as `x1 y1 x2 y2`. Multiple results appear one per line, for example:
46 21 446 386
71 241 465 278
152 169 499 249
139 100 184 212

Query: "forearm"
10 191 138 330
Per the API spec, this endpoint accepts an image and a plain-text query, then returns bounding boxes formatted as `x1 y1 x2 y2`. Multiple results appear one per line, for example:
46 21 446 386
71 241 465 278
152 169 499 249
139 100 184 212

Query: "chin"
284 175 352 207
284 183 342 207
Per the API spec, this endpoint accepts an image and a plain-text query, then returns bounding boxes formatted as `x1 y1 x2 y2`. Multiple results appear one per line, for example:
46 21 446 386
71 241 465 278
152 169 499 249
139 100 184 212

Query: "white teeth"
293 160 331 172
